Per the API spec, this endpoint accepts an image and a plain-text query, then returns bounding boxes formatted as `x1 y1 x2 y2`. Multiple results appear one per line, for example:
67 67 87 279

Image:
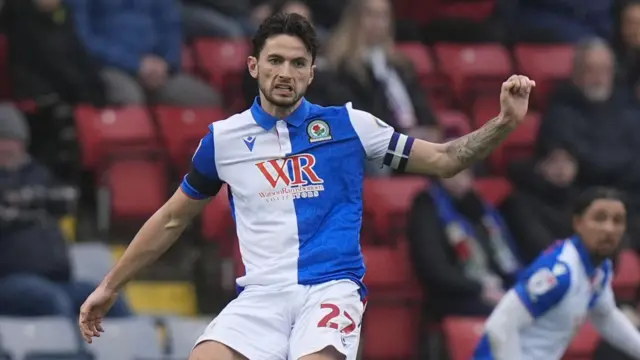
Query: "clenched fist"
498 75 536 128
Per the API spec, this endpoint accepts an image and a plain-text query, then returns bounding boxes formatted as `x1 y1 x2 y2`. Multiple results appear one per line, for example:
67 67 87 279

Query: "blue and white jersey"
180 98 413 296
474 236 615 360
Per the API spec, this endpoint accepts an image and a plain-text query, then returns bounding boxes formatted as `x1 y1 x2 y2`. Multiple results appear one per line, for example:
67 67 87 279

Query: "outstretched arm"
402 75 535 177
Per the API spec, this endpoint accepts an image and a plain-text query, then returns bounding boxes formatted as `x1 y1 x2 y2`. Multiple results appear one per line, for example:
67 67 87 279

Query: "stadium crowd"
1 0 640 359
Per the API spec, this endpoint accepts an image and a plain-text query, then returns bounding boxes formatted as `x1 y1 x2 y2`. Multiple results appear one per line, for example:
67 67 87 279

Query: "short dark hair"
572 187 626 216
252 12 318 63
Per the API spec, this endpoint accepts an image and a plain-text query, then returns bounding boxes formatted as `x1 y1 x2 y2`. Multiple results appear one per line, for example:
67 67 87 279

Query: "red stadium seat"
103 160 168 221
474 177 513 206
564 321 599 359
361 244 421 359
74 106 159 170
514 45 575 109
0 35 10 99
362 177 428 245
193 38 250 108
613 250 640 301
396 43 453 108
434 44 512 108
442 317 486 360
201 185 236 256
362 304 420 359
436 109 472 135
154 106 224 174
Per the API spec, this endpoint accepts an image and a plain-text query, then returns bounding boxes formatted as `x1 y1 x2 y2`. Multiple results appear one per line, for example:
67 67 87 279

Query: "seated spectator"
324 0 440 176
69 0 220 106
508 149 579 240
536 38 640 208
407 166 551 319
4 0 106 107
615 0 640 83
181 0 253 40
0 105 130 318
513 0 613 43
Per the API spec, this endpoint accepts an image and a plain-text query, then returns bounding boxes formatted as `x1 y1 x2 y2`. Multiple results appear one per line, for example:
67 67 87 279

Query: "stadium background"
1 0 639 359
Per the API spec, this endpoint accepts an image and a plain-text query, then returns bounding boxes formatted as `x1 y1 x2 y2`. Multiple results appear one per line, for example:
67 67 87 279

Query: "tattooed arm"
399 75 535 177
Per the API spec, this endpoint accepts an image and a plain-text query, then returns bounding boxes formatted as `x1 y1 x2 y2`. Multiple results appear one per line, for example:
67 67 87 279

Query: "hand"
498 75 536 128
139 56 168 90
78 285 119 343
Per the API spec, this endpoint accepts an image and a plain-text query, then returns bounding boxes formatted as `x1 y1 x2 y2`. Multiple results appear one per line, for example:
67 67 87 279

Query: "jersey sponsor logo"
527 267 558 300
255 153 325 201
307 120 332 143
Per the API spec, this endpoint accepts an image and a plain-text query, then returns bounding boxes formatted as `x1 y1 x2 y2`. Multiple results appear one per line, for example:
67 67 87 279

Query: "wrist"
497 113 519 130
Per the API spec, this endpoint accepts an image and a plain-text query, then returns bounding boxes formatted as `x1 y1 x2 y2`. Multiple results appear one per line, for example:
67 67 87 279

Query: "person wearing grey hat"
0 103 29 170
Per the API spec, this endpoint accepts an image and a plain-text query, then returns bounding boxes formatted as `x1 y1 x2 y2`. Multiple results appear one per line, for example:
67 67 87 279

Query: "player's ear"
308 64 315 85
248 56 259 79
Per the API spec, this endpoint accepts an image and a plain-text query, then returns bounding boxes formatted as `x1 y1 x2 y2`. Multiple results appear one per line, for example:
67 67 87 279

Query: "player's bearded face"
253 35 314 108
574 199 626 258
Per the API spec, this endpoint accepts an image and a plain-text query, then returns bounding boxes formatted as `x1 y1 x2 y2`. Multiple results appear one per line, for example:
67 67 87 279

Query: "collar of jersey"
571 235 597 276
250 96 310 130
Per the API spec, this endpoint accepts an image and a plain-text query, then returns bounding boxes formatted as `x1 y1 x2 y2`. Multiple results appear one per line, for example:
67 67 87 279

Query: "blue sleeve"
180 125 223 199
152 0 181 71
513 258 572 318
70 0 141 73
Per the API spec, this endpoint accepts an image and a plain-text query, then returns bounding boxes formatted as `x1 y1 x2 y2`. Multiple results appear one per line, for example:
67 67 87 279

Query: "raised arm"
405 75 536 177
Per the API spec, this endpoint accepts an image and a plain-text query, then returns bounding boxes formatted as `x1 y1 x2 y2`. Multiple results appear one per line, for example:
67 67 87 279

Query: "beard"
258 82 305 108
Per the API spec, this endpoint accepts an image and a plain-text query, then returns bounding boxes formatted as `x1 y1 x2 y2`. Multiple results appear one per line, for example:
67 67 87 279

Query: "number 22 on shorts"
317 303 357 335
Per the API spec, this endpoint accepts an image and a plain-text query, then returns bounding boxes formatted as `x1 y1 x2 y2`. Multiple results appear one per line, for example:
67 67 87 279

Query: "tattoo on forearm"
445 116 513 168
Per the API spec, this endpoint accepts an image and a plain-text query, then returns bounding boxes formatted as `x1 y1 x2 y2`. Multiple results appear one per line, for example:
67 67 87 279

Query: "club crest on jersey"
307 120 332 143
255 153 325 202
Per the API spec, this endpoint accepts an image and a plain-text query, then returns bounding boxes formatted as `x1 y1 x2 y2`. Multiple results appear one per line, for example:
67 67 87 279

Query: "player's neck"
259 94 302 120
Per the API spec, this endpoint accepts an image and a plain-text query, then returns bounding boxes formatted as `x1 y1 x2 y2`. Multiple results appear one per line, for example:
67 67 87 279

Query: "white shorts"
195 279 365 360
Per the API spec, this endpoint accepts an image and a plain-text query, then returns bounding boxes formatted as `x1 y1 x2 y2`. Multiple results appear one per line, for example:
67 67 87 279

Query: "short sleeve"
513 261 572 318
180 125 223 199
346 103 413 170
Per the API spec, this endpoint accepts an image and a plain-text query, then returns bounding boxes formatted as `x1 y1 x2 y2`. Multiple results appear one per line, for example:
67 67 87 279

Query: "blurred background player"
473 187 640 360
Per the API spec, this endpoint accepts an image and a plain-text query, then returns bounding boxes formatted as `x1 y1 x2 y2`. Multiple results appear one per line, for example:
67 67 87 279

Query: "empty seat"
474 177 513 206
193 38 250 106
154 106 224 174
362 177 428 245
70 242 114 284
613 250 640 301
126 281 198 316
514 45 575 109
564 321 599 359
434 44 512 108
396 42 453 109
361 304 420 359
436 109 472 135
88 317 162 360
442 317 486 360
102 160 168 221
164 316 211 357
0 317 83 360
201 185 236 256
74 106 158 170
362 245 420 300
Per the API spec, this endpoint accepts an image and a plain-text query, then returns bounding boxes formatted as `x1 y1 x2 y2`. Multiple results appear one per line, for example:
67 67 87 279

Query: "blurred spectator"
508 149 579 240
0 105 130 318
241 0 348 108
325 0 439 175
512 0 614 43
181 0 253 39
69 0 220 106
408 168 551 319
536 38 640 205
4 0 106 107
616 0 640 100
